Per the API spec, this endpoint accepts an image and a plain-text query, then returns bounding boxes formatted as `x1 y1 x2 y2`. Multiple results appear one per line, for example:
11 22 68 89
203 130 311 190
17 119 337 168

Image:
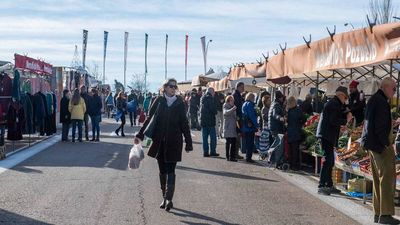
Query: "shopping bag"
115 110 122 122
138 111 146 124
128 143 145 169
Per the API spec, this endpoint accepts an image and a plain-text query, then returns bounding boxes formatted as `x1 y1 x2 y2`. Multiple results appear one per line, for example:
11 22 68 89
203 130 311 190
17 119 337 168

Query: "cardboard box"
348 178 372 193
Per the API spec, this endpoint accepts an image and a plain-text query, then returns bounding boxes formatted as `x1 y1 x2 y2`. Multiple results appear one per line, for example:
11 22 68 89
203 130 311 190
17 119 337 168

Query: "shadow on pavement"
11 141 133 172
176 165 279 182
0 208 52 224
172 207 241 225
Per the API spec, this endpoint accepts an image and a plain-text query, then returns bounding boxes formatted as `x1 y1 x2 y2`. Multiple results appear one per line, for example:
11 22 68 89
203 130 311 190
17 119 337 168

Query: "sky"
0 0 398 91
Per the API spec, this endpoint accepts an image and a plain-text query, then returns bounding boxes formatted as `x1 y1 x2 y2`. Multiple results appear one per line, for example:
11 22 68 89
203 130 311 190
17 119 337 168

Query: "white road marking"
0 135 60 175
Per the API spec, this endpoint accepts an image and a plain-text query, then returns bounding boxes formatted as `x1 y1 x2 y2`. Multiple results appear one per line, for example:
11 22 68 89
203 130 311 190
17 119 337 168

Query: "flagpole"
103 31 108 85
165 34 168 79
124 32 129 90
145 33 148 93
185 35 188 81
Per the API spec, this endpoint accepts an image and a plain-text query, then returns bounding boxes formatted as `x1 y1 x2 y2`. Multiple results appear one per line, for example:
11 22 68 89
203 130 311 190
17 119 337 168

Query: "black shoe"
90 138 95 141
160 199 166 209
237 155 244 160
165 200 173 212
374 215 379 223
121 133 126 137
85 137 89 141
378 215 400 224
72 139 75 143
210 153 220 157
230 159 238 162
327 186 341 194
317 187 331 196
95 138 100 142
78 139 83 142
246 159 255 163
203 153 210 157
115 131 119 136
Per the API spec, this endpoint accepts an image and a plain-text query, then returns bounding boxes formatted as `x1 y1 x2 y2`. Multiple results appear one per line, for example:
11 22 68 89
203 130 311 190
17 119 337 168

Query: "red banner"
14 54 53 75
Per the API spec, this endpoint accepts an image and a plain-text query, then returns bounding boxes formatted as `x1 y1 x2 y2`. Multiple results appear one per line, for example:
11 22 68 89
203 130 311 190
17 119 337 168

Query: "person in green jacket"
143 93 152 114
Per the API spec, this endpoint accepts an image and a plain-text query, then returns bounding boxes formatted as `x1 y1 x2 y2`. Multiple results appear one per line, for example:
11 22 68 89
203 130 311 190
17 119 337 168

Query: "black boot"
165 173 175 212
115 127 120 136
159 173 167 209
121 126 125 137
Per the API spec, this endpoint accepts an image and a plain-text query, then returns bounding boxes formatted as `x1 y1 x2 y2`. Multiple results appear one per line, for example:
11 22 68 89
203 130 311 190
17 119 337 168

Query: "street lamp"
204 39 212 75
344 22 355 30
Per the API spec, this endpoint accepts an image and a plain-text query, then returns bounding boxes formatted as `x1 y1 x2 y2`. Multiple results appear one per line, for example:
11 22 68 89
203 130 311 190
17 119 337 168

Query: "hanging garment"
34 92 46 135
7 102 25 141
51 93 57 134
21 93 34 134
12 70 20 101
0 73 12 124
27 93 36 133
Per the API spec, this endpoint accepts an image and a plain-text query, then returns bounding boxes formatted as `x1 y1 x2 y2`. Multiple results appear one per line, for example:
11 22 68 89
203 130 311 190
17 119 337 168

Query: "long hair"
117 91 124 100
71 88 81 105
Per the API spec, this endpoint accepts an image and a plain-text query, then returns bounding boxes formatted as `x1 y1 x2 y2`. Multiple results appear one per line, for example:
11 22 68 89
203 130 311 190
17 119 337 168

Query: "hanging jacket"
7 102 25 141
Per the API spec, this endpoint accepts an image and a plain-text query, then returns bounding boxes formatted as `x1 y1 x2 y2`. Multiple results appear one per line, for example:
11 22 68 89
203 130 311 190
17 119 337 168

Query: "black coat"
200 93 217 127
7 102 25 141
60 96 71 123
189 92 200 113
301 99 313 116
361 89 391 153
287 106 305 143
88 95 102 117
349 90 366 125
137 96 192 162
316 96 347 145
233 90 244 119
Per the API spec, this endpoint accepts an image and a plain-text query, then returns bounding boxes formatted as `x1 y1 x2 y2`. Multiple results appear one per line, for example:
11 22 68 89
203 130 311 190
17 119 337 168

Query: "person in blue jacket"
242 92 259 163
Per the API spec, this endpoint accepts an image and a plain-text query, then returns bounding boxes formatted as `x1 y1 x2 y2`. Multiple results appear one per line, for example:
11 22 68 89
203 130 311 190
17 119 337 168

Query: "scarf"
164 93 177 107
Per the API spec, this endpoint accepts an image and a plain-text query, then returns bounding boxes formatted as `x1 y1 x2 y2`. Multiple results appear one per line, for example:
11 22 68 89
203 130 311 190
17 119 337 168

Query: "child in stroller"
266 133 290 170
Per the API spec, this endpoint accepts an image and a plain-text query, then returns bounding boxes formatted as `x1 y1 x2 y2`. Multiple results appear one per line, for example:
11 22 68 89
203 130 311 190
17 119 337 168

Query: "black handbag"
143 103 160 139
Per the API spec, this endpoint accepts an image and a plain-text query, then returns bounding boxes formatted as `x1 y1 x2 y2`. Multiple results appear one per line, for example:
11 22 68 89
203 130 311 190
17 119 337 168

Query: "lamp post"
204 39 212 75
344 22 355 30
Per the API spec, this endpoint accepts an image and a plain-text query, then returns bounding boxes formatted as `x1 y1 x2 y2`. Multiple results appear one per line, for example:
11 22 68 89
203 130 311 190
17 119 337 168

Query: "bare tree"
86 61 101 80
367 0 395 24
129 73 149 93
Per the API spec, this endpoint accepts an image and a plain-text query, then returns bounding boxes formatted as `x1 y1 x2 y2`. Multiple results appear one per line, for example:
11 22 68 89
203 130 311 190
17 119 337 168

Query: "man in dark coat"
301 94 313 117
316 86 352 195
268 90 286 135
88 88 103 141
361 78 400 224
128 90 138 126
200 87 218 157
60 89 71 141
189 88 200 129
233 82 245 159
348 80 366 126
80 86 91 141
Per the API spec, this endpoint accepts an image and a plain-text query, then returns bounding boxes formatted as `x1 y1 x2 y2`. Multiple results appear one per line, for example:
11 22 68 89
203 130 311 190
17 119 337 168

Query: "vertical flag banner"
200 36 206 75
124 32 129 89
82 29 88 70
165 34 168 79
185 35 189 81
103 31 108 84
145 33 148 92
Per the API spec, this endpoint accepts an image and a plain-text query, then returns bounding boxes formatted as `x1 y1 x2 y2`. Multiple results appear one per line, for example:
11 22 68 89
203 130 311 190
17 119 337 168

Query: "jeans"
61 122 70 141
90 115 101 140
106 105 113 118
83 114 89 139
129 111 137 126
243 132 255 161
202 126 217 155
225 137 236 160
190 111 199 129
319 138 334 188
71 119 83 141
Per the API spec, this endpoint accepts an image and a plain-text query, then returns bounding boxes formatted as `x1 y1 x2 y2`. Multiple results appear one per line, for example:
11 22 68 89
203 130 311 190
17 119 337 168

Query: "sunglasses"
168 84 178 89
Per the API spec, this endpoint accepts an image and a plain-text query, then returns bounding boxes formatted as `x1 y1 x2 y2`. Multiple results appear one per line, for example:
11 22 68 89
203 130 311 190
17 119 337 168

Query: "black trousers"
116 115 126 134
158 160 177 174
61 122 70 141
225 137 237 160
289 141 300 169
83 114 89 139
190 111 198 129
319 139 335 188
129 112 137 126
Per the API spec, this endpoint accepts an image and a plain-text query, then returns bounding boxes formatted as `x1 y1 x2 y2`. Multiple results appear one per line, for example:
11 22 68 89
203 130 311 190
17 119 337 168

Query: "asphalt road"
0 118 359 225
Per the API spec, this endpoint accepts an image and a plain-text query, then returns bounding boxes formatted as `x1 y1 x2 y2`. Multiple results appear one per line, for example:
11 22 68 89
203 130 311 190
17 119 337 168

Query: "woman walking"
89 88 103 141
68 88 86 142
115 91 127 137
223 95 237 161
242 92 259 163
105 92 114 118
135 78 193 212
286 96 305 170
60 89 71 141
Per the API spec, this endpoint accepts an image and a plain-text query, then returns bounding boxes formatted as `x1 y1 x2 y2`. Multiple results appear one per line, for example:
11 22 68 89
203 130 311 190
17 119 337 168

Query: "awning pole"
316 71 320 113
397 70 400 111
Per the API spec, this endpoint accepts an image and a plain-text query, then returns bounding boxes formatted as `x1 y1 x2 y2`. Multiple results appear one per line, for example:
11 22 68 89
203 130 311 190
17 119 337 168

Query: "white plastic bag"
128 143 145 169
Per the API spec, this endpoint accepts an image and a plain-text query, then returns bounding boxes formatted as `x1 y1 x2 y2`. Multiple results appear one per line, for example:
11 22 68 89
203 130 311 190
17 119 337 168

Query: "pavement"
0 117 379 224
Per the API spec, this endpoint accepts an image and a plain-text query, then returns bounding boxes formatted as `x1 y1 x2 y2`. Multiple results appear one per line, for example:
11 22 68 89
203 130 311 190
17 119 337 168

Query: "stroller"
258 127 272 160
267 133 290 170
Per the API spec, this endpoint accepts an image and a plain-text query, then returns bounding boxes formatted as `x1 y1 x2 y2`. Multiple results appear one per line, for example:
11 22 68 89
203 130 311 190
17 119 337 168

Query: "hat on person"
275 90 284 99
349 80 359 89
336 86 349 98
